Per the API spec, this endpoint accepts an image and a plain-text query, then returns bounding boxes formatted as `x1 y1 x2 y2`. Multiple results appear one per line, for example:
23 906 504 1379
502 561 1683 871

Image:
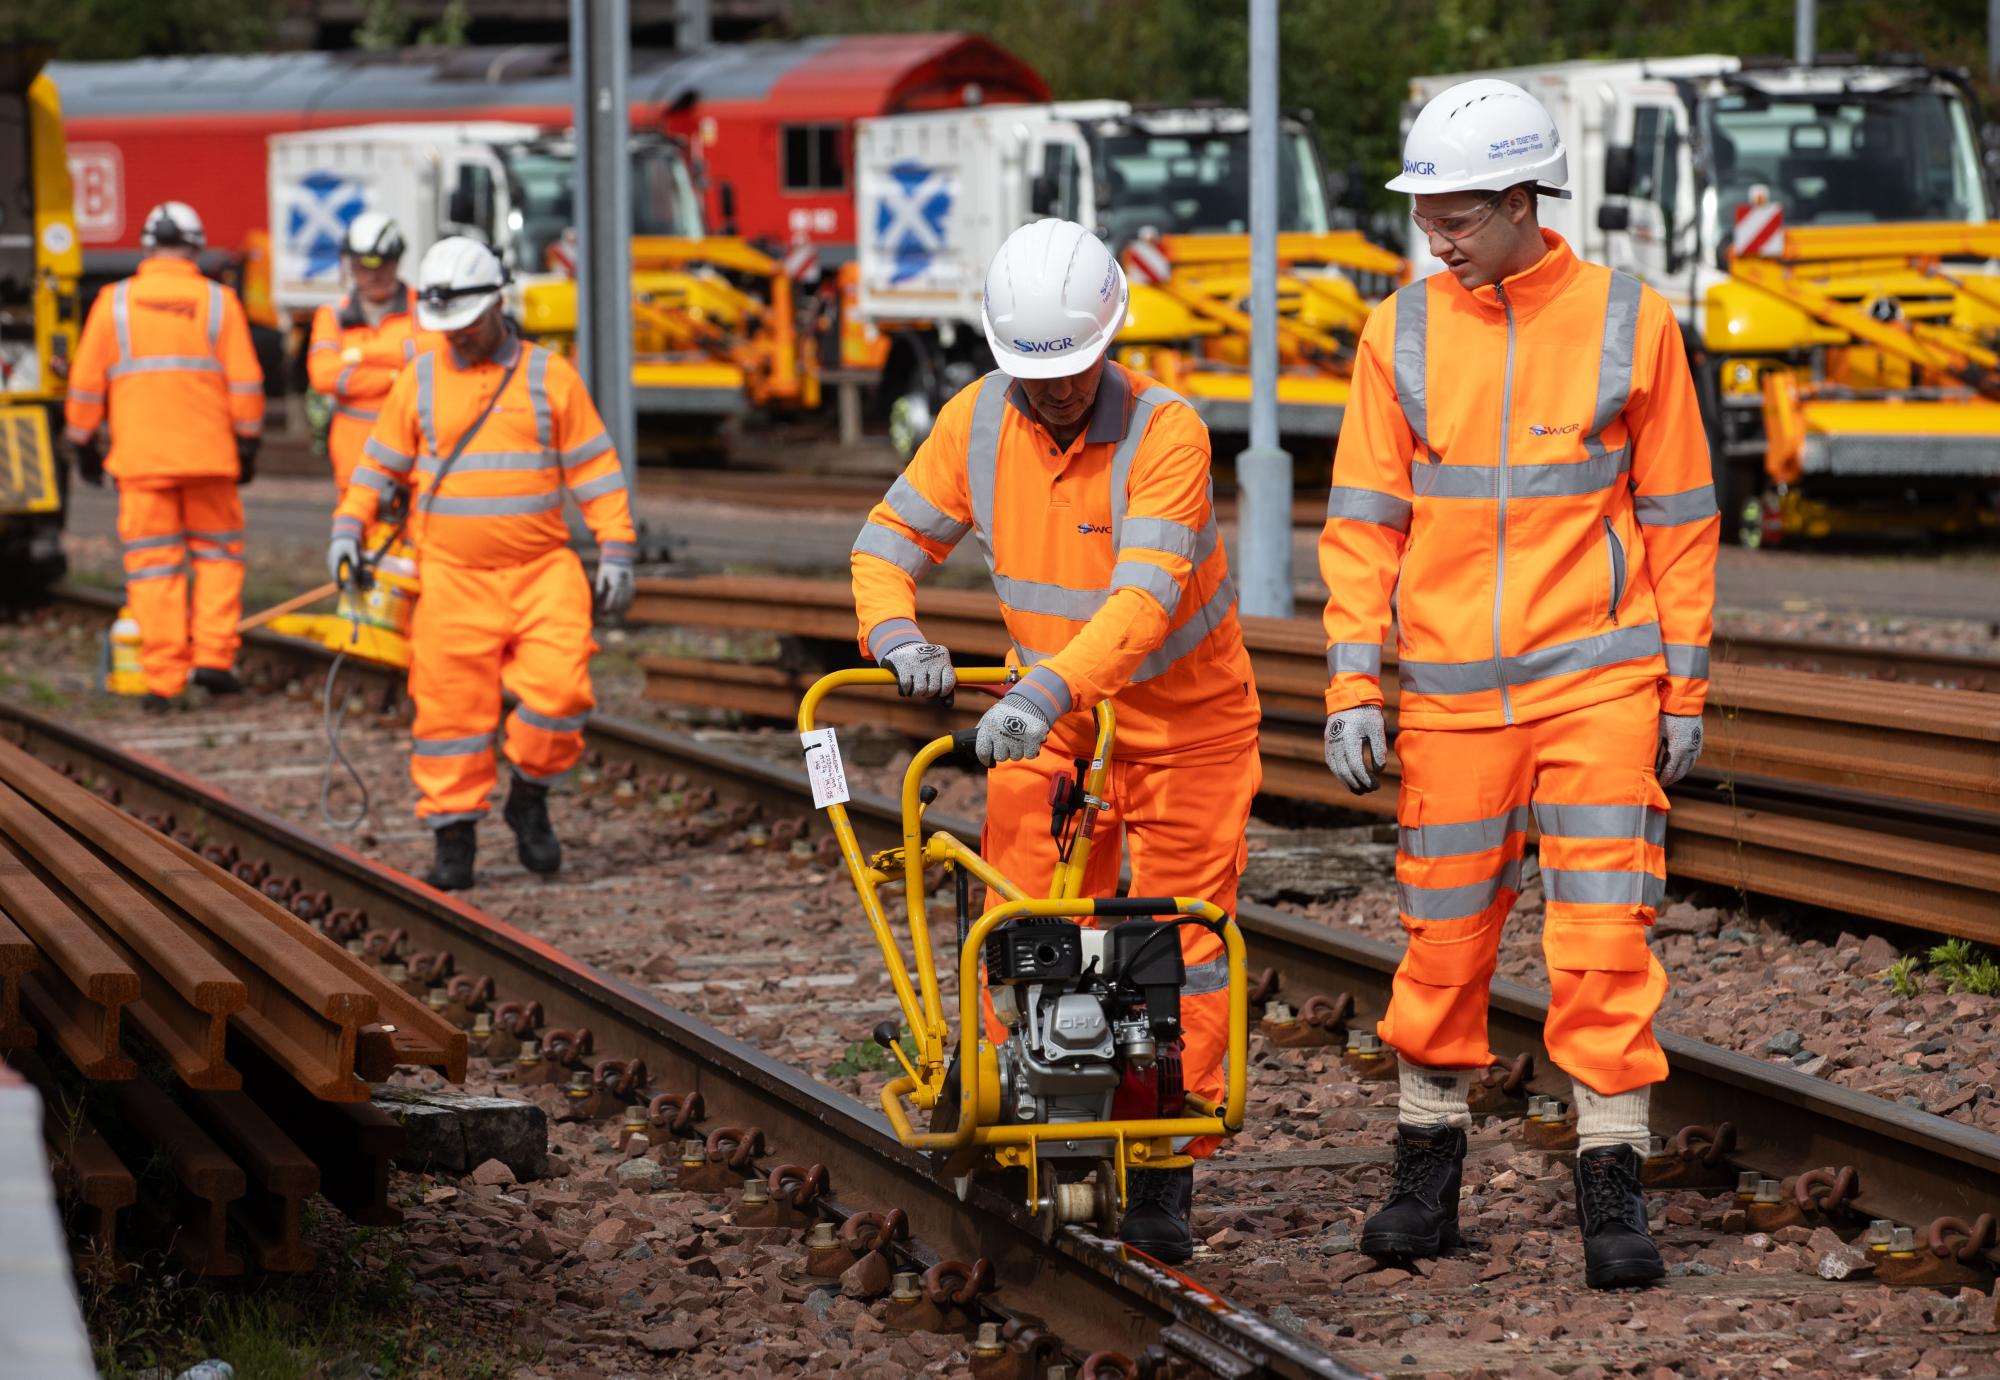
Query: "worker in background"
1319 80 1718 1289
325 237 636 891
850 219 1260 1265
306 212 436 497
62 201 264 712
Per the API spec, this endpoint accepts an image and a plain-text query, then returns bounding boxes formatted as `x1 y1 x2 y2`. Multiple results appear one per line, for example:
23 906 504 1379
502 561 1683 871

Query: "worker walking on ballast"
306 212 438 498
1319 81 1718 1288
62 201 264 711
850 219 1261 1265
326 237 636 891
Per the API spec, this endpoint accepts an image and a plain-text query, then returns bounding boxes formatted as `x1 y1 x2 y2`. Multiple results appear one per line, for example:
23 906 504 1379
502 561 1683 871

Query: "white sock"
1396 1057 1474 1130
1573 1082 1649 1154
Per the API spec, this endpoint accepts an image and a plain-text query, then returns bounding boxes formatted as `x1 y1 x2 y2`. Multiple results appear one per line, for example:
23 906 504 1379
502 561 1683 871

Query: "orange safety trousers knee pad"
407 547 597 824
1380 688 1670 1095
979 737 1260 1157
115 479 246 697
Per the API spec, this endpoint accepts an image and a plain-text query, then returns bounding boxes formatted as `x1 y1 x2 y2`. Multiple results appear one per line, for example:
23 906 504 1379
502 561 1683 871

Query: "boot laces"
1579 1153 1640 1231
1388 1136 1455 1205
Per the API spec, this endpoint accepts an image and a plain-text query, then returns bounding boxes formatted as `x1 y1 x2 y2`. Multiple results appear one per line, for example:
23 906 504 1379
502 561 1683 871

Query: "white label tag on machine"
800 728 851 808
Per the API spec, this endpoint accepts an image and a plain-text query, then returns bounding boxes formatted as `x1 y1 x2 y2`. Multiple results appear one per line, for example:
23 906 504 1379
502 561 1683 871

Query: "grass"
1881 940 2000 998
1887 954 1924 997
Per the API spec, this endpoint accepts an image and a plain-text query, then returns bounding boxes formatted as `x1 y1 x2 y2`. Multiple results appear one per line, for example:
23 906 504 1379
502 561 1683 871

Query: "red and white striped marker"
1126 238 1171 286
782 239 821 283
1732 200 1785 260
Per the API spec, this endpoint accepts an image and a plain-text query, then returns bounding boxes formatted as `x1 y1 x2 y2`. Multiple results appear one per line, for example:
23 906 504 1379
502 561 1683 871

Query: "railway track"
42 586 2000 1268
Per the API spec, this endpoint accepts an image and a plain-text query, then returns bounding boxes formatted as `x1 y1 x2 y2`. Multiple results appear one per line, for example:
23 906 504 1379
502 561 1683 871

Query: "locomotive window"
782 123 847 193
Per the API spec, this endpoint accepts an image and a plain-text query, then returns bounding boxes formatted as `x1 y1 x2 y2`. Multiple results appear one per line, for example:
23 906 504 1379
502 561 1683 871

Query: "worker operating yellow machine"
800 668 1248 1239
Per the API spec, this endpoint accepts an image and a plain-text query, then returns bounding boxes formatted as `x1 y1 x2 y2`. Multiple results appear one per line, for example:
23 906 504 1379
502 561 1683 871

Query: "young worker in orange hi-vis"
1320 80 1719 1290
63 201 264 711
306 213 439 496
326 237 637 892
849 219 1260 1266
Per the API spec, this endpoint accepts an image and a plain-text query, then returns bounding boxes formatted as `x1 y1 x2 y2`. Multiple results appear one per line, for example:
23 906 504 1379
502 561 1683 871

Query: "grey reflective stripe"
68 389 104 404
1543 868 1666 909
867 618 923 659
1183 956 1229 996
1589 273 1644 437
1014 665 1072 720
125 564 185 583
509 761 573 786
1327 485 1412 530
229 381 263 395
425 810 487 829
336 363 356 396
963 373 1010 573
186 528 243 544
515 705 589 733
107 356 225 378
122 532 184 552
1399 805 1532 859
1533 802 1666 847
189 549 244 564
569 469 627 503
1635 485 1719 527
1392 280 1429 445
364 437 415 473
992 572 1103 620
852 522 931 576
309 340 340 353
561 432 614 466
414 352 438 456
1121 515 1199 560
1415 447 1630 500
352 467 399 498
1326 642 1382 678
599 540 638 562
206 281 223 351
420 492 563 518
334 403 380 422
1111 559 1182 617
331 516 363 540
1398 856 1522 921
1106 384 1191 556
1664 643 1710 679
884 474 971 545
413 733 493 758
113 282 132 360
1131 574 1234 682
419 450 554 476
1398 622 1663 697
527 347 553 448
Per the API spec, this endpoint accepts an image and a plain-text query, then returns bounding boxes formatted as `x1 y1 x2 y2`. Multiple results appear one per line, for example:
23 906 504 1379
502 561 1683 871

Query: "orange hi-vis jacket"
1320 231 1719 731
852 363 1259 762
307 285 439 491
64 257 264 484
333 333 637 569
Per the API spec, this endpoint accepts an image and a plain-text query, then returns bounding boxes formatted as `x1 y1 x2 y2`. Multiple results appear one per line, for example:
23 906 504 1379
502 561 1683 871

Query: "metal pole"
1795 0 1815 66
1235 0 1292 617
1990 0 1999 87
677 0 711 52
572 0 636 489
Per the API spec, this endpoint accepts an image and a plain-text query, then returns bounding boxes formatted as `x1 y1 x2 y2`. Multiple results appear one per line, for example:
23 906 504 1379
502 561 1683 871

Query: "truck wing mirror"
1029 172 1058 217
1596 202 1632 233
1603 145 1636 198
718 181 738 236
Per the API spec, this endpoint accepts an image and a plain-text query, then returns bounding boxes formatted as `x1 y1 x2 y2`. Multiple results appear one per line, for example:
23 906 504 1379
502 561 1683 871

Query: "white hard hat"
981 219 1129 380
140 201 205 250
1386 79 1569 197
414 236 508 332
344 211 407 265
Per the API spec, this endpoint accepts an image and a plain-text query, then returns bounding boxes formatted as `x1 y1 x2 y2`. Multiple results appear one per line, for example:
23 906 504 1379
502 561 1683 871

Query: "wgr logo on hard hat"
1013 337 1076 354
1403 160 1437 176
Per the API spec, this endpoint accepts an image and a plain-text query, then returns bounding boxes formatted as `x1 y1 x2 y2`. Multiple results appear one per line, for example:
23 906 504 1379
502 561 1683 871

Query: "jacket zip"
1494 284 1517 725
1603 516 1626 625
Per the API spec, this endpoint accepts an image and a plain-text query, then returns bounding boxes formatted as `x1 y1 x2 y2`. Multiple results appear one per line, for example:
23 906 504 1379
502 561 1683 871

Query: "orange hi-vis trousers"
1381 687 1670 1095
407 547 596 826
981 735 1259 1156
115 479 246 696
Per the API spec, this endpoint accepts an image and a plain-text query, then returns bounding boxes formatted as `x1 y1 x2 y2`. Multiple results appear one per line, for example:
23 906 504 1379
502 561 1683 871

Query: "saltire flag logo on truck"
286 170 368 280
876 161 952 284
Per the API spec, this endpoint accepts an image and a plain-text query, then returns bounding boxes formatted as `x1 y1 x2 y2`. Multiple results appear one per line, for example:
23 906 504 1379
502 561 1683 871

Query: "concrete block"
372 1087 548 1182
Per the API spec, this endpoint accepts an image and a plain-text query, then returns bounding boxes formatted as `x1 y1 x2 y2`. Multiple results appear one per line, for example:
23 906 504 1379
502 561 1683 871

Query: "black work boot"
1119 1165 1194 1264
192 667 242 695
140 693 175 715
1360 1122 1467 1258
1574 1144 1665 1289
504 775 562 875
424 821 477 891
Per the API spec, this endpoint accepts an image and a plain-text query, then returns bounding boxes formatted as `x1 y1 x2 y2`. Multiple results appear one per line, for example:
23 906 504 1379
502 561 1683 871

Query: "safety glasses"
1411 194 1503 243
351 253 399 270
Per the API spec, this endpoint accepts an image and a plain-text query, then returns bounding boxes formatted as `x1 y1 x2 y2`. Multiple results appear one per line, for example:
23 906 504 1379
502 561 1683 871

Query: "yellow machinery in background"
801 667 1247 1241
1708 223 2000 545
0 45 79 594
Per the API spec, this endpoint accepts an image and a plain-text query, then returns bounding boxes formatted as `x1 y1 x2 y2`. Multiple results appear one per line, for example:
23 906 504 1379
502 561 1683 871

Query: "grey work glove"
594 560 635 617
1657 712 1704 787
974 692 1052 767
327 534 362 588
1324 705 1388 795
881 641 957 700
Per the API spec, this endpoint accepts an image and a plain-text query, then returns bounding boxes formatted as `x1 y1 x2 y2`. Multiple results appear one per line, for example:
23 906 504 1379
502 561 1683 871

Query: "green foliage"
2 0 272 60
355 0 470 50
829 1032 915 1078
1929 938 2000 996
1887 953 1923 997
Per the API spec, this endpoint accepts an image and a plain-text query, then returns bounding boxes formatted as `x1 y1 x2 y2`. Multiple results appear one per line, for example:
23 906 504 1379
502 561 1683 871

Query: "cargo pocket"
1602 517 1627 626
